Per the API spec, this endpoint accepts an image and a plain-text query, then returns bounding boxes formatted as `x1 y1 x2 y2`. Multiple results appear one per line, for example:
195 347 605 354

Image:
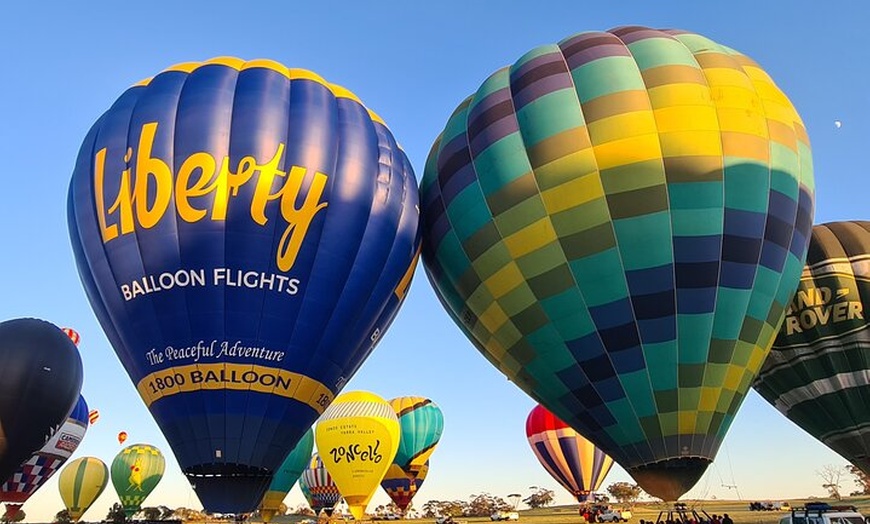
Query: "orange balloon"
117 431 128 445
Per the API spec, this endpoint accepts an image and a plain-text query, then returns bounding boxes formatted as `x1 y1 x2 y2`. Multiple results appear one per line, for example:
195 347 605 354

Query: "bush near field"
251 496 870 524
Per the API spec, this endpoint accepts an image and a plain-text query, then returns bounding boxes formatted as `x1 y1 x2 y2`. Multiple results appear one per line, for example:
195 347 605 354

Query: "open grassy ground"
262 497 870 524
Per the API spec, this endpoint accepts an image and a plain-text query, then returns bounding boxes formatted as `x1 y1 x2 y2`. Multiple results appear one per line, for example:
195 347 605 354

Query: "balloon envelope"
420 26 814 500
755 221 870 472
117 432 127 446
316 391 399 520
380 460 429 512
389 396 444 472
58 457 109 522
259 428 314 523
299 453 341 515
0 318 84 484
526 404 613 501
0 396 89 515
67 57 420 512
111 443 165 517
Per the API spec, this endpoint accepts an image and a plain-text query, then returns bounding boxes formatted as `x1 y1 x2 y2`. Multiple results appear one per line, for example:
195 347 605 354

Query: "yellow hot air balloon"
58 457 109 522
315 391 399 521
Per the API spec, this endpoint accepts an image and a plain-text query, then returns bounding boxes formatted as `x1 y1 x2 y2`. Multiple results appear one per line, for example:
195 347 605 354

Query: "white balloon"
835 120 842 128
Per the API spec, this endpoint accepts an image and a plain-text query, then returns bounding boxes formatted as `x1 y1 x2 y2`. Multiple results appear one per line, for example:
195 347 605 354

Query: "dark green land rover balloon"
755 221 870 474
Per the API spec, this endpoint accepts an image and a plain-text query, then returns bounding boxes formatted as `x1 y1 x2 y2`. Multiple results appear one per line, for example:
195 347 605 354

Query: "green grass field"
264 497 870 524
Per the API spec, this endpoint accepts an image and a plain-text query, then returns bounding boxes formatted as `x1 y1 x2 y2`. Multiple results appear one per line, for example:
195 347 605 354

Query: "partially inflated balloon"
389 397 444 472
755 221 870 472
380 460 429 512
526 404 613 501
421 26 814 500
259 428 314 523
0 319 84 484
299 477 313 509
316 391 399 520
299 453 341 515
68 56 420 513
0 396 89 517
111 444 165 517
59 457 109 522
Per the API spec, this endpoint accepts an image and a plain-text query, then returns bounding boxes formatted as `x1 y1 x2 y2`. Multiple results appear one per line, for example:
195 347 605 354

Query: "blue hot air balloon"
67 57 421 512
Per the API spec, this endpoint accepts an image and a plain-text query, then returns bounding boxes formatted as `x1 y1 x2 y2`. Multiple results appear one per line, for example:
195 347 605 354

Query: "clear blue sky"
1 1 867 521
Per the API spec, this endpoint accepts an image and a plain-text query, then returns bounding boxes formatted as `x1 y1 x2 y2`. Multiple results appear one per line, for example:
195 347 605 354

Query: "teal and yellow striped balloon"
58 457 109 522
421 26 814 500
111 443 165 517
299 475 313 509
389 396 444 471
259 428 314 523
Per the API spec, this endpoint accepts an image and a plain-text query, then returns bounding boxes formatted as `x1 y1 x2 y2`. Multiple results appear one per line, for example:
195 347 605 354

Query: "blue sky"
2 1 868 521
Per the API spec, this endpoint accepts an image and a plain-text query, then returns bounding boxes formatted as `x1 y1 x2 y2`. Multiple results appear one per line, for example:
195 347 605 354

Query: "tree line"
40 465 870 524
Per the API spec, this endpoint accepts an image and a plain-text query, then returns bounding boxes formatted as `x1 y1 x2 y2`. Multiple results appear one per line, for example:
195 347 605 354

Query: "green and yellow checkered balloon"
111 443 165 517
421 26 814 500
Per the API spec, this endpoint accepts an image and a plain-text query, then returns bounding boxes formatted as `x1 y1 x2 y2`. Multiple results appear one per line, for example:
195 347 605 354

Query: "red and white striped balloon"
61 327 80 346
